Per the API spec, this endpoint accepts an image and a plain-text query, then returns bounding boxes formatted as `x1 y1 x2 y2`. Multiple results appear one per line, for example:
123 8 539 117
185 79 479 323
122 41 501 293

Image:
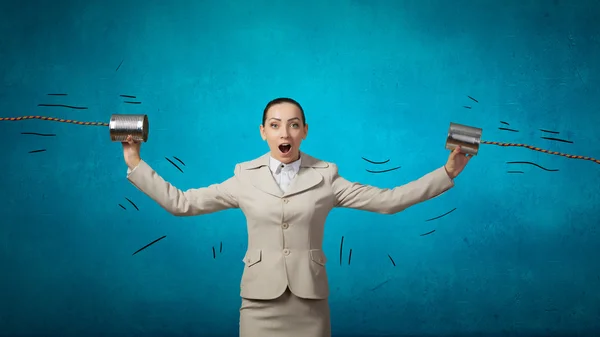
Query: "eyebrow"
269 117 300 122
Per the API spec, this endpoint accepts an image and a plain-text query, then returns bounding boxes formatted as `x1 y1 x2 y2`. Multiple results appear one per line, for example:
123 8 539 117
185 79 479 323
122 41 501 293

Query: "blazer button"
282 223 289 229
283 249 290 256
282 198 289 203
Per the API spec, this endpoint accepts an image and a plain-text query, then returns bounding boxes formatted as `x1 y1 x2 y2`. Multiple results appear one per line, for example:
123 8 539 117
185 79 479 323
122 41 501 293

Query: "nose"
280 127 290 138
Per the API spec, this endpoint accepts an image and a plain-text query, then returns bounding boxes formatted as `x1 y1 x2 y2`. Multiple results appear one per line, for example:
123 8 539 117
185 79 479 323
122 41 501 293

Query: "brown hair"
262 97 306 126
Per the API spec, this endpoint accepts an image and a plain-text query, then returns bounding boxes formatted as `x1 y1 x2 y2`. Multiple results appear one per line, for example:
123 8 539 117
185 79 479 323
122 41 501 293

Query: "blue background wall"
1 0 599 336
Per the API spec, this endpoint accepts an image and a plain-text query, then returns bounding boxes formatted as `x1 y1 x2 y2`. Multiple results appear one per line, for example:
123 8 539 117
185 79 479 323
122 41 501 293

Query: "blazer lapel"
241 152 329 198
283 152 328 197
243 153 283 197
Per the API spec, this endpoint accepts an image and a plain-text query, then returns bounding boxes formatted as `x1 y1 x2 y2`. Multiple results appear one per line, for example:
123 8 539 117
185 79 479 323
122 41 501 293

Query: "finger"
450 146 460 158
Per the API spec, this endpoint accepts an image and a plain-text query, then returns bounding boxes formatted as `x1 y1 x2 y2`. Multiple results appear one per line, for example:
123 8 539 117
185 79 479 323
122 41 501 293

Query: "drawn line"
387 254 396 267
366 166 401 174
339 236 344 266
507 170 524 174
21 132 56 137
47 93 67 96
212 247 216 259
500 121 509 125
29 149 46 153
370 280 390 291
348 249 353 265
173 156 186 166
132 235 166 255
506 161 559 172
420 229 436 236
124 101 141 104
540 129 559 135
38 104 88 110
165 157 183 173
116 59 124 72
426 208 456 222
468 96 478 103
361 157 390 165
120 95 136 98
118 204 126 210
125 197 139 211
463 106 472 109
499 127 519 132
220 241 222 253
541 137 573 144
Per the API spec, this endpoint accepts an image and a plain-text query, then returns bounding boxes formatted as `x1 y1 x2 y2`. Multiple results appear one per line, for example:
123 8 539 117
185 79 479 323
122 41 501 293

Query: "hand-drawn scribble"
541 137 573 144
506 161 559 172
125 197 139 210
119 204 126 210
467 95 478 103
47 93 67 96
366 166 401 174
498 127 519 132
165 157 184 173
420 229 436 236
370 279 390 291
132 235 166 256
120 95 136 98
425 208 456 221
21 132 56 137
28 149 46 153
361 157 390 165
500 121 509 125
213 242 223 258
540 129 559 134
116 59 124 72
387 254 396 267
124 101 141 105
173 156 186 166
38 104 88 110
463 106 472 109
348 248 353 265
339 236 344 266
507 170 524 174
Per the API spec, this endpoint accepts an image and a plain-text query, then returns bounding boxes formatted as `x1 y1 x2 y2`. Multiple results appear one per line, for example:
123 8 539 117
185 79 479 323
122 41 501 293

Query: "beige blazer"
126 152 454 300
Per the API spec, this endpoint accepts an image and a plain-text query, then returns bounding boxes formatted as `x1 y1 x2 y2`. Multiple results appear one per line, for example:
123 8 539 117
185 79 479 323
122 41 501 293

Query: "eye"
291 123 299 128
270 123 278 128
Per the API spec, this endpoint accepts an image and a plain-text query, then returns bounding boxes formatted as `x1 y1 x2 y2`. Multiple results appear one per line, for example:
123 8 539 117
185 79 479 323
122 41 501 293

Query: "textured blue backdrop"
1 0 599 336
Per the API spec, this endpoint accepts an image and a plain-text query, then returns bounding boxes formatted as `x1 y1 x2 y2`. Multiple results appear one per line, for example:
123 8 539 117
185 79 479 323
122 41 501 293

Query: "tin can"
445 122 482 156
109 114 149 142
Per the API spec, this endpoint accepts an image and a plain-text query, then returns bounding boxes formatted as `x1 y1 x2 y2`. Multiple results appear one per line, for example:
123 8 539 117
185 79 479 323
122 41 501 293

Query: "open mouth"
278 143 292 154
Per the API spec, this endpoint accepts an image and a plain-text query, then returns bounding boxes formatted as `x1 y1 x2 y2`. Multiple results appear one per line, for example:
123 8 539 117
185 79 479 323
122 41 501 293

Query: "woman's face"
260 102 308 163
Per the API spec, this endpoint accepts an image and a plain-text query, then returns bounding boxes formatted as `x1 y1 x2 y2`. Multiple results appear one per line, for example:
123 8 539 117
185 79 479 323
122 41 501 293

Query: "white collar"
269 155 302 174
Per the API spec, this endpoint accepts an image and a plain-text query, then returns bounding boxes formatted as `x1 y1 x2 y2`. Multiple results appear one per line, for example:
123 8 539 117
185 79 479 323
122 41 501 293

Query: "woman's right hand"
122 135 142 169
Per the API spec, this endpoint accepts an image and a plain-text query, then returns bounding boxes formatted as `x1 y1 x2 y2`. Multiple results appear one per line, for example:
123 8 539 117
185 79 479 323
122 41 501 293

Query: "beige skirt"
239 287 331 337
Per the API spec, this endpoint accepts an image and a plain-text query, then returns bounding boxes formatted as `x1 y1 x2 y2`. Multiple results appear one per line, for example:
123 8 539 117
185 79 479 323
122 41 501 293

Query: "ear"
303 123 308 139
259 124 266 141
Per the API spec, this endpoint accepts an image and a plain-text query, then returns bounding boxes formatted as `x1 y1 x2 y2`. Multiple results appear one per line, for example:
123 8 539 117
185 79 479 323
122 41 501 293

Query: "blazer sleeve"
330 163 454 214
126 160 240 216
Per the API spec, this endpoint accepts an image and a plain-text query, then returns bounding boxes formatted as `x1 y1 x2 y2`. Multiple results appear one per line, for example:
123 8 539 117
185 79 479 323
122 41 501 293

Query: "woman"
122 97 471 337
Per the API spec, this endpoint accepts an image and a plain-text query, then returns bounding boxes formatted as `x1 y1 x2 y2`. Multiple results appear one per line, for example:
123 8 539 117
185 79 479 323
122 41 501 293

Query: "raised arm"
126 160 240 216
329 163 454 214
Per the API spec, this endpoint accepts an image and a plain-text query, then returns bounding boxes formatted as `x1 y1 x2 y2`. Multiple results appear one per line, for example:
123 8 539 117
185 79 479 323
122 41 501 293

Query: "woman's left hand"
444 146 472 179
